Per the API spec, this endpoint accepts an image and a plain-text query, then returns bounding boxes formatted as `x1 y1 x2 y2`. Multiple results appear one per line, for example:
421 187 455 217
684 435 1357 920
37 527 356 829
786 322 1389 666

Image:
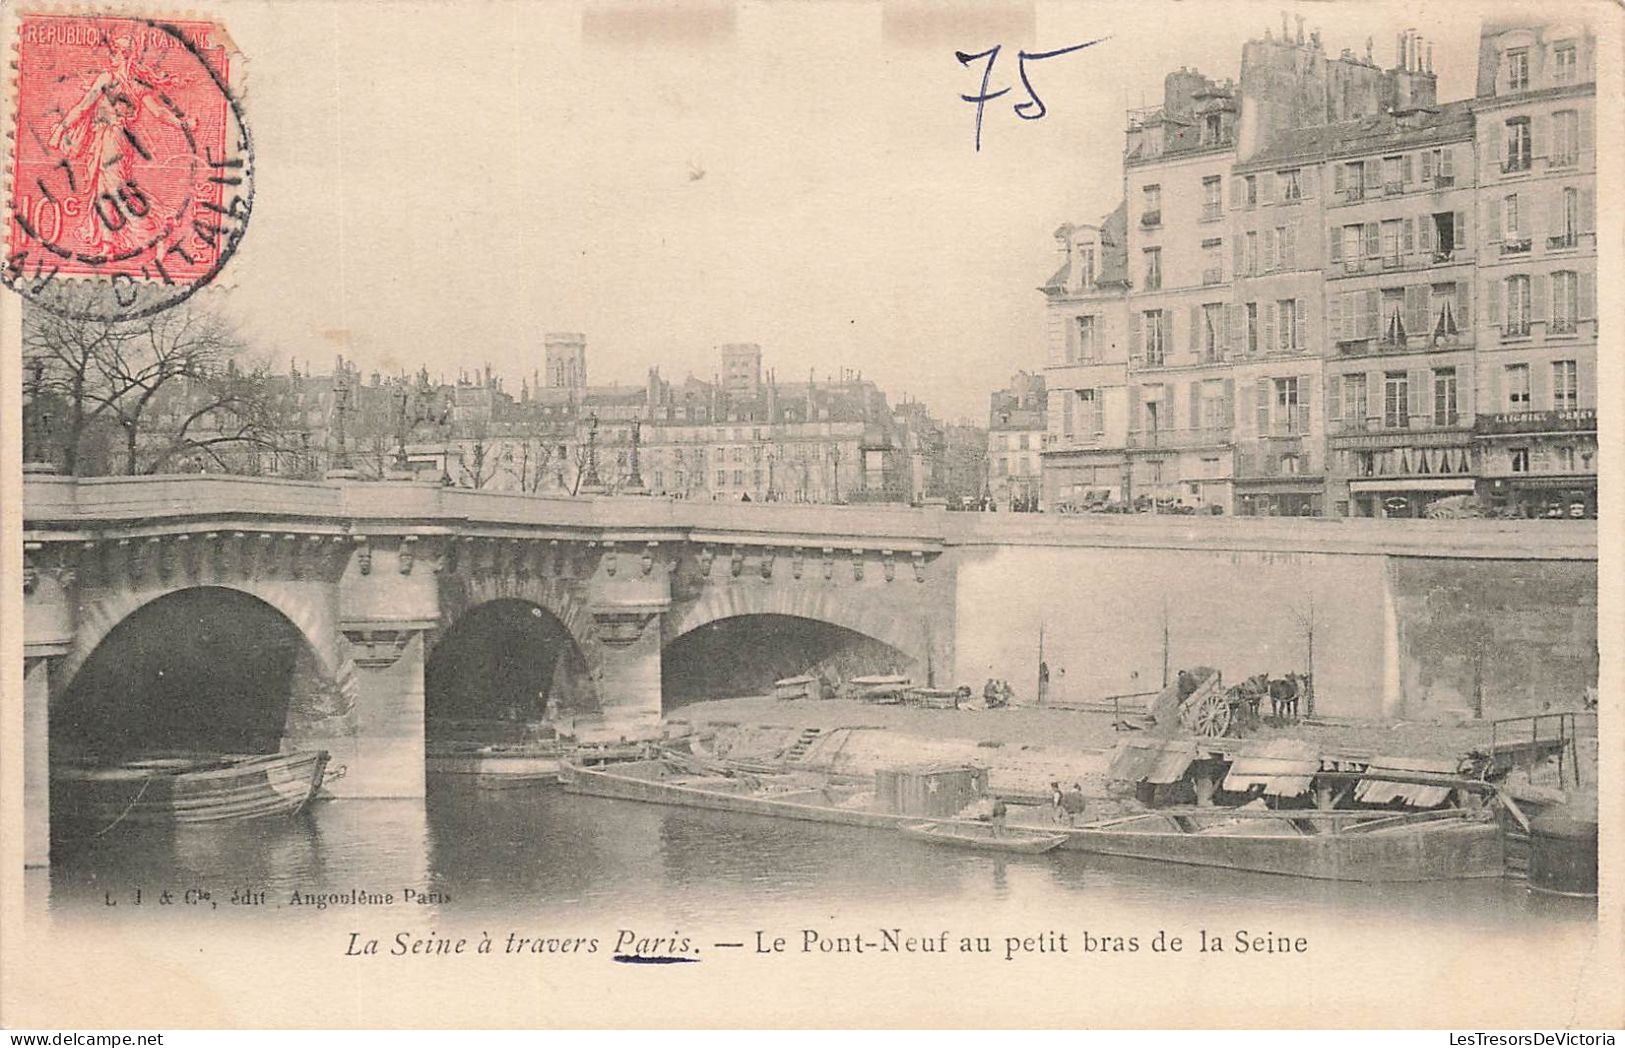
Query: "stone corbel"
642 542 658 576
230 532 248 578
342 628 414 669
698 546 715 576
603 540 618 577
792 548 804 580
398 535 418 575
280 533 299 576
759 548 774 580
175 533 196 577
354 535 372 575
823 547 835 580
150 536 172 581
912 550 926 583
730 547 744 578
851 547 865 581
328 535 350 575
80 540 100 587
881 549 895 583
203 533 222 579
591 609 658 647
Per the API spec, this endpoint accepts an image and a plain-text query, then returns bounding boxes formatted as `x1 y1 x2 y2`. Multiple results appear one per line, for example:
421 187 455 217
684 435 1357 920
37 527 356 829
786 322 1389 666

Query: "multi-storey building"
1040 207 1132 509
1471 21 1598 518
1036 16 1597 520
987 371 1047 510
1122 69 1241 511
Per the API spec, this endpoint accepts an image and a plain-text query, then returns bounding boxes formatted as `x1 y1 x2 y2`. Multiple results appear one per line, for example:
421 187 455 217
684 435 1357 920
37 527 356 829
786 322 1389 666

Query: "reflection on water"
47 786 1596 938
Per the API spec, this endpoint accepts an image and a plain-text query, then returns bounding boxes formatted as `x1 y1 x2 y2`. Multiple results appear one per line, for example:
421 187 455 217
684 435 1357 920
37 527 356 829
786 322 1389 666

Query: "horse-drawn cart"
1148 667 1234 737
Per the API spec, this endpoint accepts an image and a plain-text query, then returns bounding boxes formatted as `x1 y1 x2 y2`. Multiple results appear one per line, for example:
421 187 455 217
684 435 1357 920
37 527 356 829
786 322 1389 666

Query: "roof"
1354 755 1460 807
1107 738 1198 785
1240 99 1474 169
1040 201 1129 295
1221 738 1320 797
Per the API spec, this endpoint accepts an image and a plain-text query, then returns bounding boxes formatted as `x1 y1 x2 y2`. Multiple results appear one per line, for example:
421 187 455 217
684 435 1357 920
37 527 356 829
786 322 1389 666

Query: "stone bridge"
19 472 1597 867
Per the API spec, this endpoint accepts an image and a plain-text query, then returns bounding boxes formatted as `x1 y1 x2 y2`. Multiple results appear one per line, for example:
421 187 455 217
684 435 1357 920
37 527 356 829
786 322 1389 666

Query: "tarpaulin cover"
1355 755 1460 807
1107 738 1197 784
1221 738 1321 797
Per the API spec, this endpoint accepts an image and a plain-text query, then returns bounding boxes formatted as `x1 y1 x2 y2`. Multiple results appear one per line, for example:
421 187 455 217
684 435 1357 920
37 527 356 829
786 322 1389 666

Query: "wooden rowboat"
900 821 1068 854
53 750 330 831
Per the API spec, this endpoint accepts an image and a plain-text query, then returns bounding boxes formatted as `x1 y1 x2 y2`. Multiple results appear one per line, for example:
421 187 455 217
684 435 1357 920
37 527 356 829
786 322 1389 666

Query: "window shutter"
1579 271 1595 319
1548 193 1565 242
1458 362 1473 420
1334 164 1346 196
1405 285 1428 335
1329 226 1343 263
1487 364 1502 411
1364 161 1380 191
1238 383 1254 432
1223 378 1235 425
1189 305 1201 354
1064 317 1078 363
1263 302 1277 352
1128 312 1142 363
1301 166 1316 198
1260 174 1274 205
1486 198 1502 242
1442 147 1455 180
1328 293 1343 341
1129 385 1142 432
1531 273 1547 322
1264 229 1277 270
1230 176 1244 208
1530 359 1547 410
1295 299 1308 350
1487 276 1501 327
1454 210 1468 251
1578 109 1593 157
1256 378 1271 433
1224 303 1237 355
1189 382 1202 430
1457 280 1472 327
1408 369 1426 420
1581 188 1595 233
1421 151 1434 181
1285 222 1298 267
1298 374 1312 432
1401 155 1413 184
1165 311 1175 353
1418 213 1433 253
1530 114 1545 162
1361 289 1379 338
1402 218 1415 254
1326 371 1342 422
1364 222 1379 257
1234 235 1245 276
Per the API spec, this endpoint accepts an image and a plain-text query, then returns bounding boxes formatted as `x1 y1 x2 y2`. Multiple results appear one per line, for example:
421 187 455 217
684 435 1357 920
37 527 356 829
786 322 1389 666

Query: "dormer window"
1076 242 1097 288
1506 47 1529 91
1202 113 1223 145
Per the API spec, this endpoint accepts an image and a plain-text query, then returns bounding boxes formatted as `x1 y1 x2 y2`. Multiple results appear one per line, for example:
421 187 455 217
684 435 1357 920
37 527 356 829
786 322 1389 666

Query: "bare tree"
1288 588 1318 718
454 431 500 490
513 433 557 493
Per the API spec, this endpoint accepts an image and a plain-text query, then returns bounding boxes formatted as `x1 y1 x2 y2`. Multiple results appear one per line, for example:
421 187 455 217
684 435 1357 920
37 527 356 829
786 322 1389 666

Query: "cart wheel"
1187 689 1233 737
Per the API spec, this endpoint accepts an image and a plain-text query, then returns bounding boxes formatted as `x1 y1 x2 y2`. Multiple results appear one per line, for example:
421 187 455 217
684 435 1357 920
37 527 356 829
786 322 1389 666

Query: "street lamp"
331 378 352 471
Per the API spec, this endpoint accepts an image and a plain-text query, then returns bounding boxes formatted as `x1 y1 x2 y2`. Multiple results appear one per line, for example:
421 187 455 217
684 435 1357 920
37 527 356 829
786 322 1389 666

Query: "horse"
1268 674 1302 720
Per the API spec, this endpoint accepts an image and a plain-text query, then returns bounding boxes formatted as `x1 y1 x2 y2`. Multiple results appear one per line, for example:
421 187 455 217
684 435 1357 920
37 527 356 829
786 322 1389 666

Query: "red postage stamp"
5 13 253 320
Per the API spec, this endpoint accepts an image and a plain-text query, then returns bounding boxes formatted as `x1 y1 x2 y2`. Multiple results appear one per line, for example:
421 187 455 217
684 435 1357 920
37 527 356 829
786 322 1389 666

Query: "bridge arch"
663 583 929 668
52 585 348 759
425 597 597 726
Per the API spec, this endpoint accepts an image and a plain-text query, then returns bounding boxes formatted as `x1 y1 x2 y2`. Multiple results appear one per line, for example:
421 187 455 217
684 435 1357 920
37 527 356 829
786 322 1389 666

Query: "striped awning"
1107 738 1198 785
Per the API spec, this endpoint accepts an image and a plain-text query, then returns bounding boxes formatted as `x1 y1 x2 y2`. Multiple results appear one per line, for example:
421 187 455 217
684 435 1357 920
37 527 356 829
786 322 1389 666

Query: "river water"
46 784 1594 936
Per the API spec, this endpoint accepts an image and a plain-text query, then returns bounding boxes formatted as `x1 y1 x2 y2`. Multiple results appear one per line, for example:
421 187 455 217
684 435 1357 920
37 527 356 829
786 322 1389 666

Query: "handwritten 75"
956 38 1109 152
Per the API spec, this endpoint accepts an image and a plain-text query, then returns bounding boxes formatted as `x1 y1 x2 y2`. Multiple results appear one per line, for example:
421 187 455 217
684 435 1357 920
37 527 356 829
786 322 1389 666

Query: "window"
1506 363 1531 409
1245 302 1259 355
716 469 727 486
1381 219 1403 267
1502 194 1529 252
1551 272 1579 333
1073 315 1099 362
1430 282 1461 338
1343 374 1369 429
1244 175 1257 207
1143 310 1166 366
1200 381 1227 429
1381 288 1407 345
1201 238 1223 284
1202 113 1223 145
1342 161 1366 200
1279 169 1302 200
1277 299 1299 352
1244 231 1258 276
1424 147 1456 186
1384 372 1409 428
1382 156 1403 192
1202 303 1224 361
1077 244 1097 288
1504 118 1531 172
1551 188 1580 249
1142 184 1162 225
1275 224 1295 268
1505 275 1532 336
1273 377 1301 434
1509 447 1530 473
1552 360 1578 409
1354 450 1376 477
1432 369 1458 426
1143 248 1162 290
1342 225 1363 271
1555 446 1575 472
733 469 744 485
1506 48 1529 91
1553 43 1578 85
1552 110 1579 166
1078 388 1103 434
1430 211 1457 260
1202 176 1222 220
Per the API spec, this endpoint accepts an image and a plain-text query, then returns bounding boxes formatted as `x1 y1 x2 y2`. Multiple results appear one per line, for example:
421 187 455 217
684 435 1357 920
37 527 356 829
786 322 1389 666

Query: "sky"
203 0 1493 421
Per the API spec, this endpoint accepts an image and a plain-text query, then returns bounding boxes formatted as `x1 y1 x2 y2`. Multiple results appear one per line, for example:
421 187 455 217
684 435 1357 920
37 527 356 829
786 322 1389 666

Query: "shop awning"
1348 478 1475 493
1354 755 1460 807
1222 738 1320 797
1107 738 1198 785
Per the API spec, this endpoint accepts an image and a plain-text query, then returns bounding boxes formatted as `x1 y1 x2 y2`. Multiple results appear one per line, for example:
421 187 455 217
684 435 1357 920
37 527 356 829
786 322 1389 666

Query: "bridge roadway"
17 472 1598 867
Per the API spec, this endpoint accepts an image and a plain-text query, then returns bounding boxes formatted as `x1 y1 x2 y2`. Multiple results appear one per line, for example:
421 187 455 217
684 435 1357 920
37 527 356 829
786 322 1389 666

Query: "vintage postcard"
1 0 1619 1030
